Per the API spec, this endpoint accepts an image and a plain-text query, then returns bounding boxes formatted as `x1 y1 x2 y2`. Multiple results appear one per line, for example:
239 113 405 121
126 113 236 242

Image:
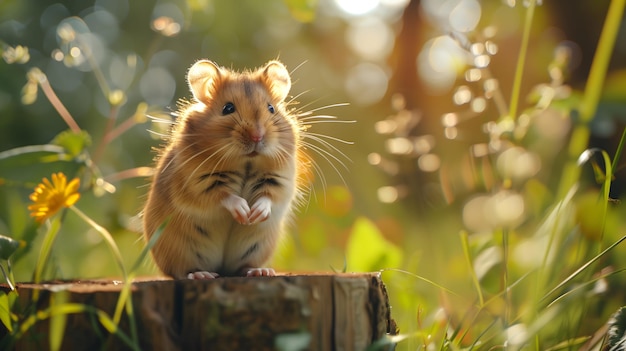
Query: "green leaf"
346 217 402 272
0 187 38 263
0 291 13 333
0 144 82 185
50 130 92 157
284 0 318 23
0 235 20 260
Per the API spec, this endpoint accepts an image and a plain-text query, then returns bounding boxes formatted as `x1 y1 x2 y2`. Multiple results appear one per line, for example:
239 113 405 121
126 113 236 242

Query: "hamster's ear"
262 61 291 102
187 60 222 102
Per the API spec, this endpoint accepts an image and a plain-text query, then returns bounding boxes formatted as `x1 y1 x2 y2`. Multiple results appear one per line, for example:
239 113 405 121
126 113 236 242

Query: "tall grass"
378 0 626 349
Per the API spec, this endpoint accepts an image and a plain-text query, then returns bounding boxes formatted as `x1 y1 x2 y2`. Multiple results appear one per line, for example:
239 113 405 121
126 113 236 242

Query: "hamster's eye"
267 103 275 114
222 102 236 115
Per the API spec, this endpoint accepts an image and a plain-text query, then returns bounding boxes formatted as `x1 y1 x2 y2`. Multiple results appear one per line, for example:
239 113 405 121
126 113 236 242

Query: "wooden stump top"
1 273 396 351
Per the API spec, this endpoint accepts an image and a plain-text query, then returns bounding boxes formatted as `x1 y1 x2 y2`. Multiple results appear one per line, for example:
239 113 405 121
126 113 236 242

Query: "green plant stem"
557 0 626 198
598 150 613 244
579 0 626 123
32 216 63 301
69 207 139 347
501 228 510 331
92 104 120 165
611 127 626 173
69 206 127 280
77 35 111 99
506 0 536 122
103 167 153 183
460 231 484 306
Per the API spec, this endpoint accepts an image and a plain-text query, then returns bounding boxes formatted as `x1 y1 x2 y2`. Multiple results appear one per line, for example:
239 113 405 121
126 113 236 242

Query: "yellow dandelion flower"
28 172 80 223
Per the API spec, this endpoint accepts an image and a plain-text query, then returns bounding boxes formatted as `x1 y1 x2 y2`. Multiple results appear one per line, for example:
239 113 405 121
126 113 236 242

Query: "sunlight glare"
334 0 379 16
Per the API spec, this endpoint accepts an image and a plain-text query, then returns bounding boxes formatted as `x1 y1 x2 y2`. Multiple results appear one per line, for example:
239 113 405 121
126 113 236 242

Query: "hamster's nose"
249 128 265 143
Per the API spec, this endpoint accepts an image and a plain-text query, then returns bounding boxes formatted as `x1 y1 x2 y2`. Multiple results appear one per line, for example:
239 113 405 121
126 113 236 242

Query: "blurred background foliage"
2 0 626 348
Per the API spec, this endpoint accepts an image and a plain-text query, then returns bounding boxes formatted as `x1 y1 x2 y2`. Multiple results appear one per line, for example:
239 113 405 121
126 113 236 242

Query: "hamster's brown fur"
143 60 308 279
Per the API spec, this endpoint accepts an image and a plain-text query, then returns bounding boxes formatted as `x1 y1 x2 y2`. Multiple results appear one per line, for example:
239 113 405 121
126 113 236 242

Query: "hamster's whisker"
161 141 202 173
288 60 308 75
147 114 175 124
304 132 354 146
296 103 350 116
207 147 238 183
303 141 349 173
302 135 352 168
175 133 213 138
276 146 292 167
173 142 222 172
183 143 232 188
286 91 313 108
307 156 328 202
147 130 170 138
301 120 356 126
302 141 348 186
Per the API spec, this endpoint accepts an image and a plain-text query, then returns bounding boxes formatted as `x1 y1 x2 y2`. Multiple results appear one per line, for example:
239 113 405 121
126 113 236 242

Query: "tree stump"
0 273 396 351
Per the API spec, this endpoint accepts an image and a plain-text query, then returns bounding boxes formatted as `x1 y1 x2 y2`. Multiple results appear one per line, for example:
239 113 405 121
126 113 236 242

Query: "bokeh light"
345 17 393 61
418 35 468 92
333 0 379 16
463 191 526 232
344 62 389 105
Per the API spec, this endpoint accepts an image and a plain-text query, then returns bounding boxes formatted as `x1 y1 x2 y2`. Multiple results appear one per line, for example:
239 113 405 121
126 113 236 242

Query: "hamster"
143 60 308 279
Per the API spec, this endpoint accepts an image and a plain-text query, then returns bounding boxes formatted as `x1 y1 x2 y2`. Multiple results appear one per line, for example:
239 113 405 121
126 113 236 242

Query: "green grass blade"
578 0 626 123
16 303 139 351
546 268 626 309
380 268 460 297
70 206 127 279
506 0 536 122
599 149 612 243
557 0 626 197
112 280 132 324
49 291 69 351
95 309 140 351
460 230 484 306
540 234 626 303
610 128 626 172
129 216 169 274
31 216 62 302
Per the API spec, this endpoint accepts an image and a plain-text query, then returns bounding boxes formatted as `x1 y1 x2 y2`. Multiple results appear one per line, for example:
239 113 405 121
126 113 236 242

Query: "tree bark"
1 273 396 351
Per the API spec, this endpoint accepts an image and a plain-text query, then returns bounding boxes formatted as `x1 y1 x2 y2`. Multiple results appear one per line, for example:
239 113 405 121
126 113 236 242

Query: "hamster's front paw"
246 268 276 277
221 194 251 224
248 196 271 224
187 271 220 279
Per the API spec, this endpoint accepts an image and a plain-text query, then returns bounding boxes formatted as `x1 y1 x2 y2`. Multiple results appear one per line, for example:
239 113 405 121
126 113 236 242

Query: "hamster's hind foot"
187 271 220 279
246 268 276 277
